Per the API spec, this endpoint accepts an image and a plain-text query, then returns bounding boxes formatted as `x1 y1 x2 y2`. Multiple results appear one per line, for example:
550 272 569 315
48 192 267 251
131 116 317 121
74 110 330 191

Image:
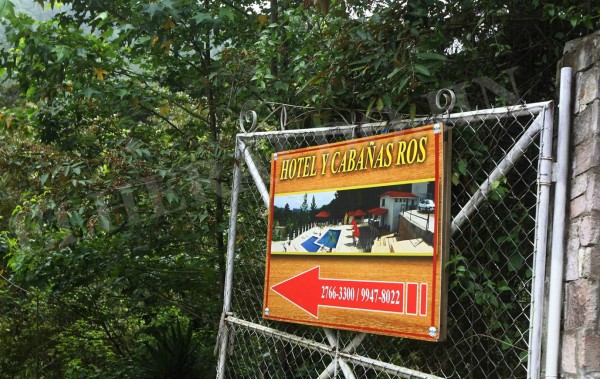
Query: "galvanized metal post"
544 67 573 379
238 139 270 208
527 103 555 379
216 140 243 379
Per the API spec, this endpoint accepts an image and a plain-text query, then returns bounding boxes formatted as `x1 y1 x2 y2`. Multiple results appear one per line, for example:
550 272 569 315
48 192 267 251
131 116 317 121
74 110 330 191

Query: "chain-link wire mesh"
220 103 552 379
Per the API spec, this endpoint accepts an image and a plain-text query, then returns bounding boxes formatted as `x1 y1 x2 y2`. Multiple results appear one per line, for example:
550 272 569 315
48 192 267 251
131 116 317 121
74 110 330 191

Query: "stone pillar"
559 30 600 379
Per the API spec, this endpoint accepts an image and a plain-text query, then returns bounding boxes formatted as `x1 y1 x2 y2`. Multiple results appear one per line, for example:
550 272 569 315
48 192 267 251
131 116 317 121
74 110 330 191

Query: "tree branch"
138 102 187 137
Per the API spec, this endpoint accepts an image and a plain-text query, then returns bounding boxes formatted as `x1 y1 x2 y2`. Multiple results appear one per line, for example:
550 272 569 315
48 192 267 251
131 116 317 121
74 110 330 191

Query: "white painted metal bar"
318 329 340 379
317 355 359 379
527 103 555 379
450 109 548 235
317 330 365 379
343 333 367 352
429 102 550 126
238 122 382 139
238 139 270 208
338 360 357 379
544 67 573 379
324 328 338 347
336 350 444 379
235 101 551 139
317 361 338 379
227 315 333 352
215 142 243 379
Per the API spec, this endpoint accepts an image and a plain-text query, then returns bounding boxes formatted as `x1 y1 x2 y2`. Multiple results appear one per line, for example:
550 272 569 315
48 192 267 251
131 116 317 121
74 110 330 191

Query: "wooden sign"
263 124 450 341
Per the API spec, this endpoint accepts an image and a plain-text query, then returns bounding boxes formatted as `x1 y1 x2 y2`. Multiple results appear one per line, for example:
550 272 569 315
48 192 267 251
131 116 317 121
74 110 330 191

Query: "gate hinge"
552 162 559 182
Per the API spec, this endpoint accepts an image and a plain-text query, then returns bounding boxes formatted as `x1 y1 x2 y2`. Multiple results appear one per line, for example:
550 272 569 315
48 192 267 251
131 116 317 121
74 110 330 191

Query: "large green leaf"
98 214 111 232
0 0 15 18
413 64 431 76
415 51 447 61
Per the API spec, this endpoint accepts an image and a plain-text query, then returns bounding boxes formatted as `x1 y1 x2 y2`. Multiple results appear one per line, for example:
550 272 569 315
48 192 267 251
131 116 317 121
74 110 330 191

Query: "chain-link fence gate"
216 100 555 379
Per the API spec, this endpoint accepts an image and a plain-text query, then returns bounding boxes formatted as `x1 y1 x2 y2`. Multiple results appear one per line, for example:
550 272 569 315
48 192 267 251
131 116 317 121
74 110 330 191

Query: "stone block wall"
560 30 600 379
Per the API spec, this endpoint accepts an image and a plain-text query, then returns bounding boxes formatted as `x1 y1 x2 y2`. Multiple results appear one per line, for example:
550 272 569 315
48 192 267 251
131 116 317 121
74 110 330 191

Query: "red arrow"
271 266 425 318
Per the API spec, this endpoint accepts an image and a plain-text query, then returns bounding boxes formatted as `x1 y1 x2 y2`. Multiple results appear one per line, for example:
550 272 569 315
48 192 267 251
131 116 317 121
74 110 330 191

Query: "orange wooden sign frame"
263 124 450 341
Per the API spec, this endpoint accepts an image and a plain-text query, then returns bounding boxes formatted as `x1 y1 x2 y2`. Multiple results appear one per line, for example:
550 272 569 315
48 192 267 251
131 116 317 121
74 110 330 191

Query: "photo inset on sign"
270 181 435 256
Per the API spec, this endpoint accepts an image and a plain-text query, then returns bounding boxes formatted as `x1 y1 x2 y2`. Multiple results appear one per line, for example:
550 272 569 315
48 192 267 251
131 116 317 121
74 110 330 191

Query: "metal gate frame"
216 75 572 378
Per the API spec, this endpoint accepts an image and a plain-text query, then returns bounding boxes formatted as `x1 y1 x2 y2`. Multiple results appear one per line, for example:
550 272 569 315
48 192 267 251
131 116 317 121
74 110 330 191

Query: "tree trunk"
204 0 227 310
270 0 278 76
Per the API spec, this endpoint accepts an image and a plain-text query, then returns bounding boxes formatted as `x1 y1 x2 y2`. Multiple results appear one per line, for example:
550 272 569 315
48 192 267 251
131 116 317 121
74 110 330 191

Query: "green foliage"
137 318 203 379
0 0 597 377
0 0 15 19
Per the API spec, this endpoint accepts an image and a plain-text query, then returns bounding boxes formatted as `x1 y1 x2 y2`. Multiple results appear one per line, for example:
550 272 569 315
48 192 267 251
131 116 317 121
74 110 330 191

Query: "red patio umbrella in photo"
367 207 388 215
315 210 331 230
352 209 367 225
352 218 360 237
315 210 330 218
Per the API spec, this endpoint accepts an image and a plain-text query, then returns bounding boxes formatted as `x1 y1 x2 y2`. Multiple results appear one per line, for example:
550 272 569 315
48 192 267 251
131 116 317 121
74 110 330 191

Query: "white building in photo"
378 191 418 231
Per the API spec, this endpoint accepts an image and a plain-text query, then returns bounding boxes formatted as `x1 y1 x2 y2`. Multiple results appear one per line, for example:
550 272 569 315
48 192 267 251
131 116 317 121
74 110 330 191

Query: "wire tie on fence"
382 119 391 134
353 124 365 139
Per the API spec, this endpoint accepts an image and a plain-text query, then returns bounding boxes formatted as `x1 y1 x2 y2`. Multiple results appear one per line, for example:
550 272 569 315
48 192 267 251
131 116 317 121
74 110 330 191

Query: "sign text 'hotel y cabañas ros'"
263 124 451 341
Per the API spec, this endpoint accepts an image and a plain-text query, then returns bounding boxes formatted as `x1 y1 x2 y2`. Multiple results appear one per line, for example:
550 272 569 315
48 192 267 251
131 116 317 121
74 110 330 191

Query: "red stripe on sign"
398 282 405 314
420 283 428 316
431 127 442 326
264 157 278 308
406 283 418 315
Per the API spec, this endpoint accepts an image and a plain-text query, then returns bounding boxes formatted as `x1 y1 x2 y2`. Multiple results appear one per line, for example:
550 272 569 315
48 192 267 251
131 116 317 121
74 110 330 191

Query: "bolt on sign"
263 124 451 341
